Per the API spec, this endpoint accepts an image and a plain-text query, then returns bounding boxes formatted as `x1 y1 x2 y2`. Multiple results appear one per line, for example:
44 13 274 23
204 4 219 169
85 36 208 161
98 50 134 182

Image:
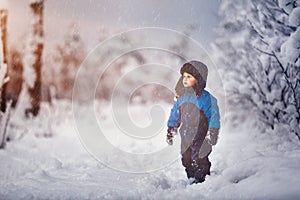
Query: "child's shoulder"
200 90 212 98
202 90 210 96
199 90 217 102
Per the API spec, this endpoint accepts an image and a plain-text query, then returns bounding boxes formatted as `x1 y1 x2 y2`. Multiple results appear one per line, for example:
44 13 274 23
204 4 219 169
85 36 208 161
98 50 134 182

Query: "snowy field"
1 100 300 200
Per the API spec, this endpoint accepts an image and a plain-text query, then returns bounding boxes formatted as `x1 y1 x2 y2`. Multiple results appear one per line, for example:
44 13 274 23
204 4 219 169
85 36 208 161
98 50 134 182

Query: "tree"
6 48 23 108
0 10 11 149
52 23 86 99
214 0 300 138
0 9 8 112
16 0 44 118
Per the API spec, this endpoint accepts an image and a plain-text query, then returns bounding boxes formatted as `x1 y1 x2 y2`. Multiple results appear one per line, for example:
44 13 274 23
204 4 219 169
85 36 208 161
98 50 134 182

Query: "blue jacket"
167 88 220 129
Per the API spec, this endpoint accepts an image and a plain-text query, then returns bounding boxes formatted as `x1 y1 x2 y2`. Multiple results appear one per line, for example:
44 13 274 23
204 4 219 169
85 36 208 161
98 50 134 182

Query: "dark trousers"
181 147 211 183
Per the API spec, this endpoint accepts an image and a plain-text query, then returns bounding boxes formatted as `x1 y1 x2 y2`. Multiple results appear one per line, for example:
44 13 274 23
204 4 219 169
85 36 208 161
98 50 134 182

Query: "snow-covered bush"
214 0 300 139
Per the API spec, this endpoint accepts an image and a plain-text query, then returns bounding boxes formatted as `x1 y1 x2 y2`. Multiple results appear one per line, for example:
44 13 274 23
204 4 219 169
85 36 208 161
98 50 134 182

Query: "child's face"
182 72 197 87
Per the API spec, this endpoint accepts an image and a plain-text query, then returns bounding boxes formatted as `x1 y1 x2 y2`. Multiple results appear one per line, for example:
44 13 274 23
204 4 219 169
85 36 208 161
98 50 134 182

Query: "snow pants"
181 146 211 183
178 102 210 183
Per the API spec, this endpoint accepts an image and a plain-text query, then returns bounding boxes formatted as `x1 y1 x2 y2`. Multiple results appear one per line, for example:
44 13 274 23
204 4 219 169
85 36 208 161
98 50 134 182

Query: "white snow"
278 0 299 13
289 7 300 27
1 100 300 199
281 28 300 65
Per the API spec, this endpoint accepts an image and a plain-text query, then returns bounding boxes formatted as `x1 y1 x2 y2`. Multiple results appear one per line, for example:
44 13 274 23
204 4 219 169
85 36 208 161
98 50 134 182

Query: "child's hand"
205 128 219 145
166 127 177 145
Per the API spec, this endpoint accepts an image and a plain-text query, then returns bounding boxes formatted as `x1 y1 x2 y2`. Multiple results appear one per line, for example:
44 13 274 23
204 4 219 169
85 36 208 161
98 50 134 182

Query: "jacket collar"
184 87 195 95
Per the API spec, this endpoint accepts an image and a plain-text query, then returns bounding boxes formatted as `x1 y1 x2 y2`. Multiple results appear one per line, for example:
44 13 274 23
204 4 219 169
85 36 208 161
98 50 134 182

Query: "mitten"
166 127 177 145
205 128 219 145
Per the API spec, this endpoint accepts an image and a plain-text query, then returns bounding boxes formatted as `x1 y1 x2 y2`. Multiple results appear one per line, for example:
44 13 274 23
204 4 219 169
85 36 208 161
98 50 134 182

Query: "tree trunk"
18 0 44 118
0 10 8 112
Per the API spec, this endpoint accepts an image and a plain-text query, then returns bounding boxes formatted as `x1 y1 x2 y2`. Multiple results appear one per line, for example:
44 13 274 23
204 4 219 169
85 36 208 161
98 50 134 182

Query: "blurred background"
0 0 221 106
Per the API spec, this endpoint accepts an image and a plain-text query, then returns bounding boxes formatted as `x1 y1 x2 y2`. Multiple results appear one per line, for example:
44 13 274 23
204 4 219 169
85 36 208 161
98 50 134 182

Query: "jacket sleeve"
167 97 181 128
206 95 221 129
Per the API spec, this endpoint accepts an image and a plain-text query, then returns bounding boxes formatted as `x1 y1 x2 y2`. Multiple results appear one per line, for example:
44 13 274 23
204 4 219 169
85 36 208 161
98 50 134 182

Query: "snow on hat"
180 60 208 82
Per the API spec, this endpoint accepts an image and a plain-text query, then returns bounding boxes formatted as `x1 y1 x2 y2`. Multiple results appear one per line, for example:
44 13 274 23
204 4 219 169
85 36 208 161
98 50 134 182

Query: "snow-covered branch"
214 0 300 138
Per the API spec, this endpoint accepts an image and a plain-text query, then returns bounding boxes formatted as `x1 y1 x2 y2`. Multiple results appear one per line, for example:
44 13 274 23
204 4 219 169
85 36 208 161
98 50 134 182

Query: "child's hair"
175 61 208 97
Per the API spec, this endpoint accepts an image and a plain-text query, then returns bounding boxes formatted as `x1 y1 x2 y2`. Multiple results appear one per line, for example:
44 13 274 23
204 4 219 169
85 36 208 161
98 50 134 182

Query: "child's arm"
166 97 181 145
205 94 220 145
167 97 181 128
207 95 220 129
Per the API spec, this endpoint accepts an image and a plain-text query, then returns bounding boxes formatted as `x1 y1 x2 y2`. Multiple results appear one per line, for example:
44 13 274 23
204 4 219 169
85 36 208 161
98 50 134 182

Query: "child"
167 61 220 184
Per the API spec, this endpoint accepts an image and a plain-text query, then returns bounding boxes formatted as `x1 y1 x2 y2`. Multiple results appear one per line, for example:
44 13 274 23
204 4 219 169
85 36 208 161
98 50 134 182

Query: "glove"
205 128 219 145
166 127 177 145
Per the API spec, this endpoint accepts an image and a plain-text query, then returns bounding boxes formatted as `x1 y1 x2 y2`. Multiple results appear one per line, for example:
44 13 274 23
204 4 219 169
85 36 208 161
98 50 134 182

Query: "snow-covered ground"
1 100 300 200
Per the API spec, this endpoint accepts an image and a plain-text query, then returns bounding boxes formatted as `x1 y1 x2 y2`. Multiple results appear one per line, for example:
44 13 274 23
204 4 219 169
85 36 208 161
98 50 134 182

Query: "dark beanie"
180 61 208 82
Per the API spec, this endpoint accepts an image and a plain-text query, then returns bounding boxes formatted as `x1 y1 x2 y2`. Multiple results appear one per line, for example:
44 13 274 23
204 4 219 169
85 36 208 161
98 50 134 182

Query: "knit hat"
180 61 208 83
